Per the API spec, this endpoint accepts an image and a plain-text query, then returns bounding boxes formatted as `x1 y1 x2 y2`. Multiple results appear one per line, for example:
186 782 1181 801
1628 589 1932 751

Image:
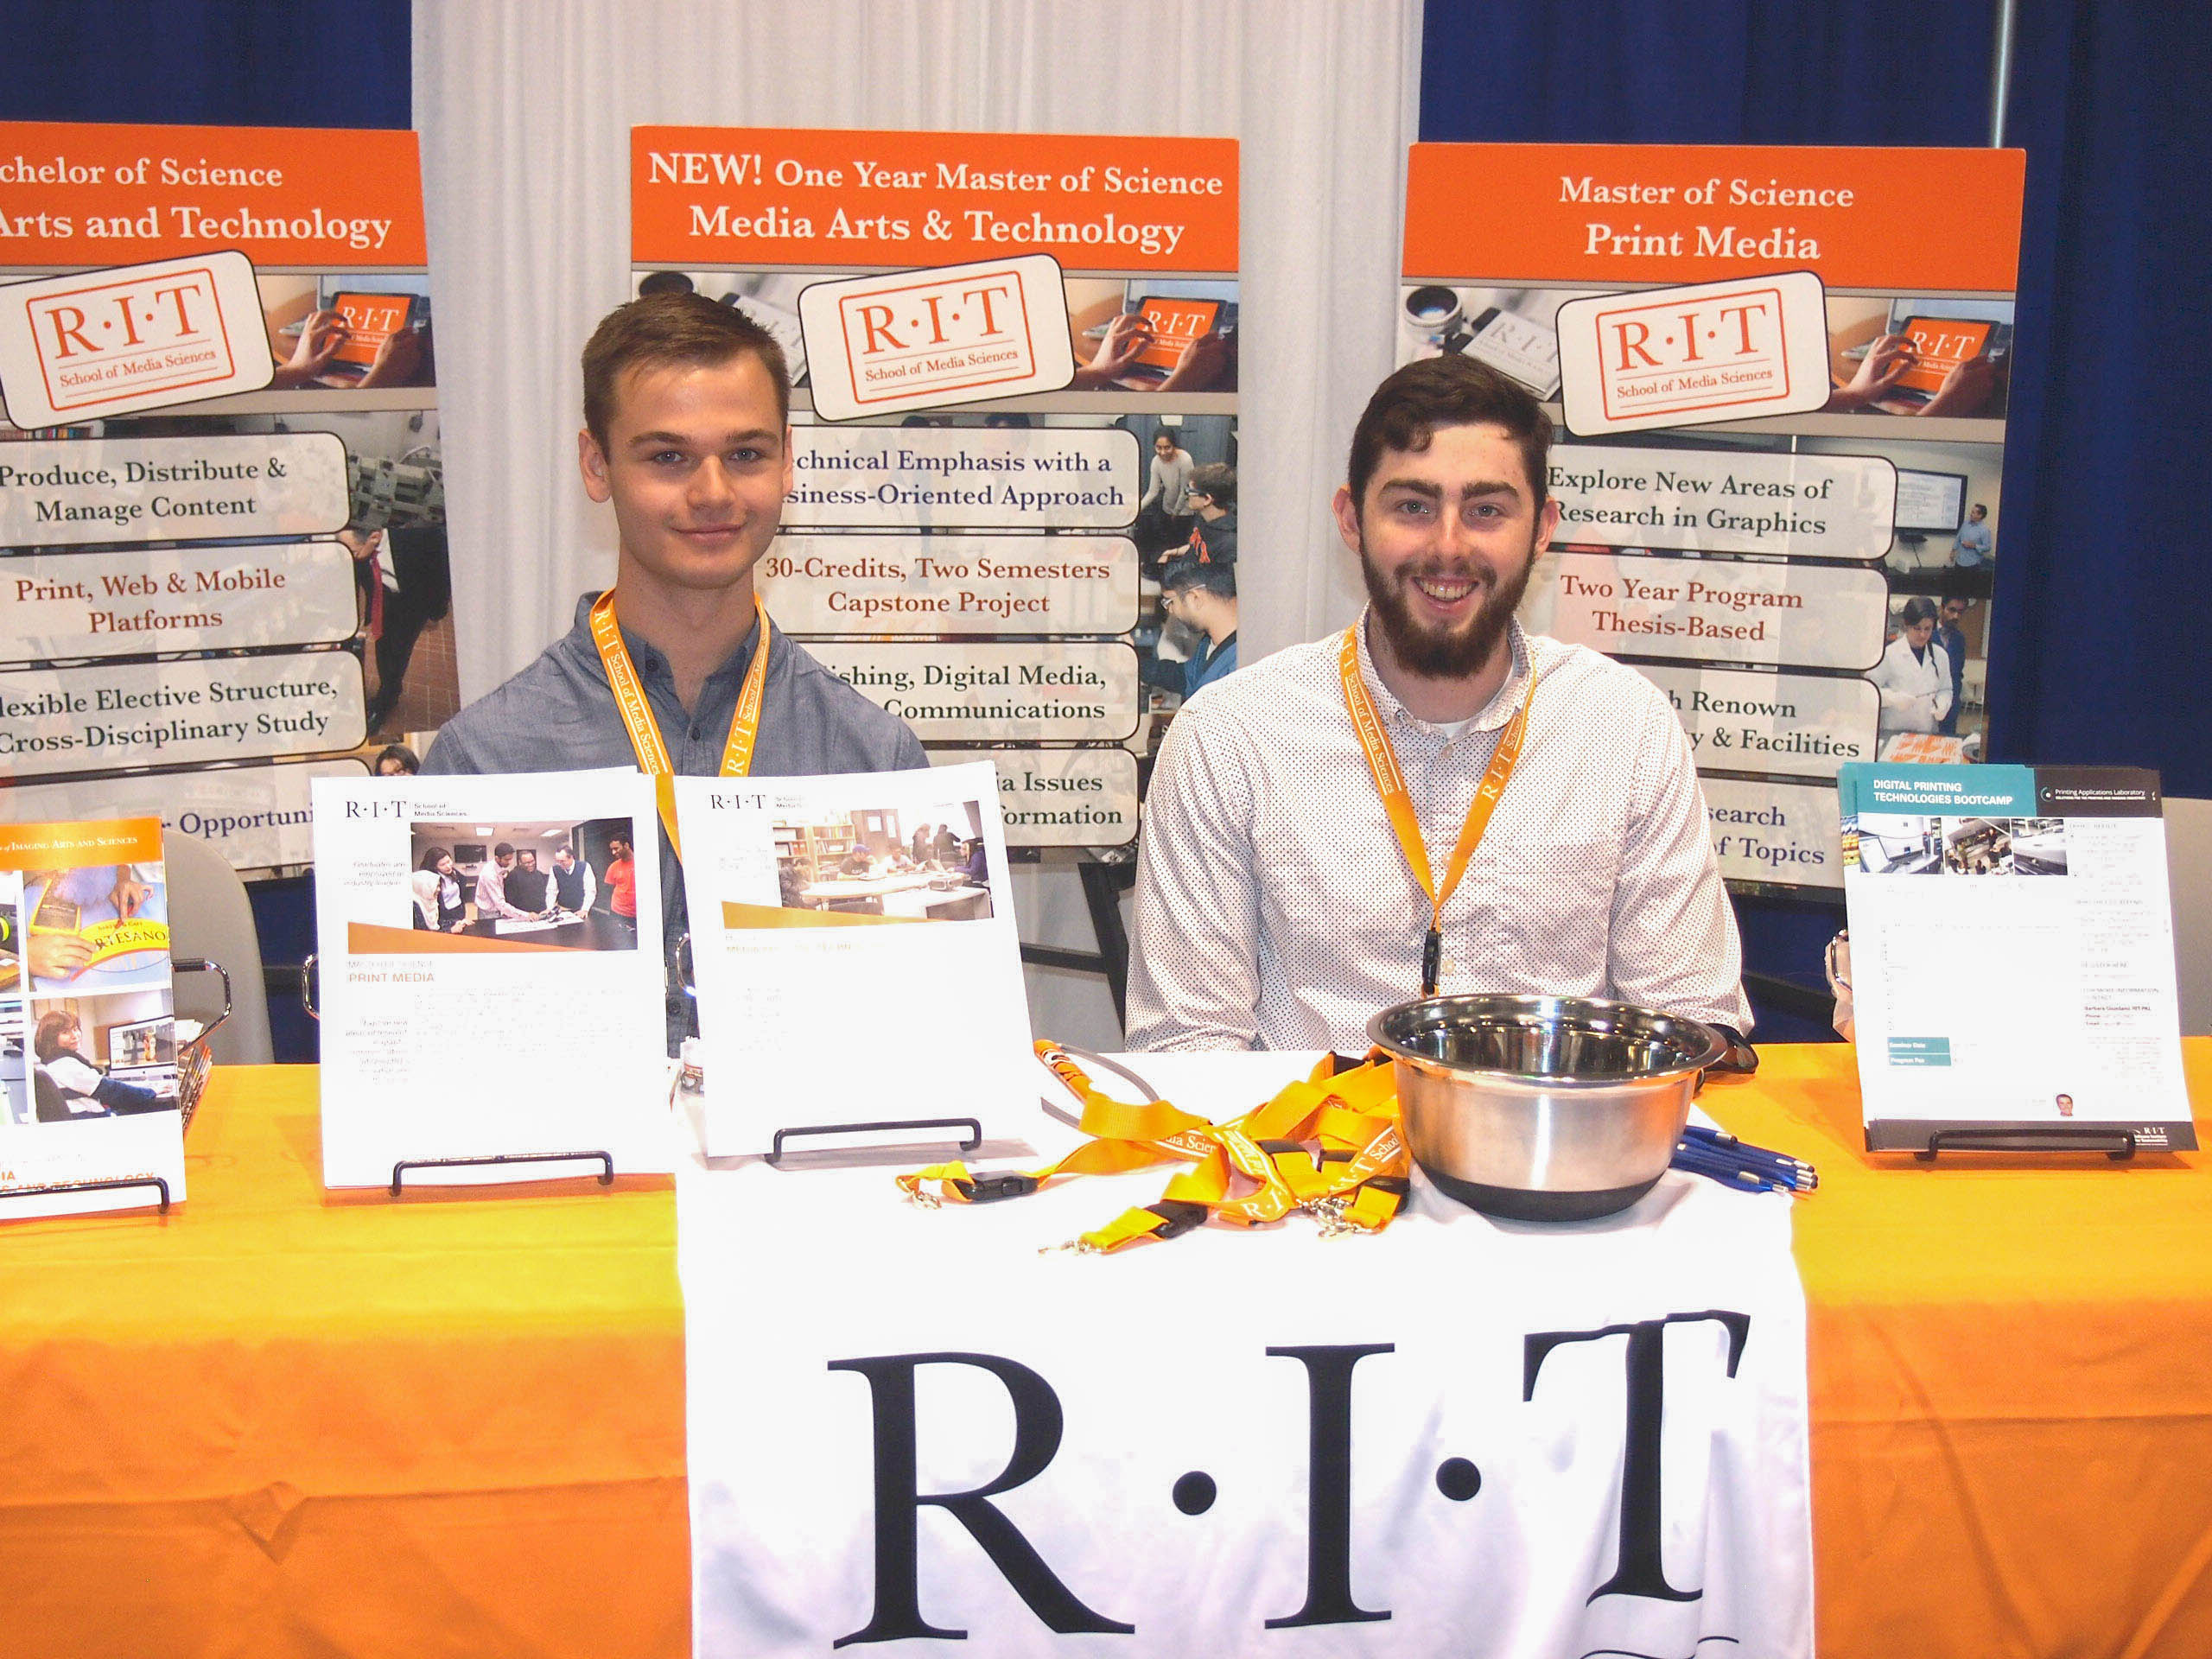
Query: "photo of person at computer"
1063 277 1237 393
773 802 995 921
24 989 180 1122
400 819 639 950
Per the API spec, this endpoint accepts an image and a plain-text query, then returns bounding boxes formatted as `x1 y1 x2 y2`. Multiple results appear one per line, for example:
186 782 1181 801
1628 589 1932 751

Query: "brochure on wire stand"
674 761 1033 1159
1840 762 2195 1153
310 770 676 1188
0 817 186 1218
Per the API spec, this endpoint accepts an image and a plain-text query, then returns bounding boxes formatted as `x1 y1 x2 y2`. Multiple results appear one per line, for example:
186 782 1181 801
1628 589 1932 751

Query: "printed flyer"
632 127 1243 848
0 120 458 874
0 815 186 1219
1400 143 2025 893
310 769 673 1187
673 760 1033 1157
1839 762 2194 1152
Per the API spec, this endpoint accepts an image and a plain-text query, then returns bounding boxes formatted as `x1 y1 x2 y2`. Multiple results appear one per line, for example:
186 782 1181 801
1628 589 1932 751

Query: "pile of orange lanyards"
895 1042 1412 1254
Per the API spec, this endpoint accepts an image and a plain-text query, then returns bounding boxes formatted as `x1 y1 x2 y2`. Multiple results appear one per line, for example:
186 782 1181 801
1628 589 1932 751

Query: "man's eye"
651 450 687 467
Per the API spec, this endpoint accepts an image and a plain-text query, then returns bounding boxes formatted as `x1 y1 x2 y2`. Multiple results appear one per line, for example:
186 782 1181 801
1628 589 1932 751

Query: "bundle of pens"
1672 1124 1818 1196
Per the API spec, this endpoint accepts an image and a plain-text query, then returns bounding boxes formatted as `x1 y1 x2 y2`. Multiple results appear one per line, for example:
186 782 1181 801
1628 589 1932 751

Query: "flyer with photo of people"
673 760 1032 1157
1839 762 2194 1151
0 815 186 1219
310 769 673 1187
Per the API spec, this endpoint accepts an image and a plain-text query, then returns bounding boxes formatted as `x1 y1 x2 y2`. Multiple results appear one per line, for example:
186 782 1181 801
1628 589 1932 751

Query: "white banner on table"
0 650 365 777
1705 776 1843 889
809 641 1139 743
0 815 186 1221
0 432 350 550
760 533 1139 636
942 747 1138 848
1637 664 1879 779
1548 442 1895 560
680 1049 1814 1659
0 539 358 661
674 762 1033 1158
311 769 673 1188
2 756 368 871
785 426 1139 531
1535 550 1890 671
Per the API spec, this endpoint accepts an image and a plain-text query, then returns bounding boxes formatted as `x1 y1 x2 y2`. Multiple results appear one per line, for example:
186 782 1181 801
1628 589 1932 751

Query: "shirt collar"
1353 610 1533 734
568 589 767 692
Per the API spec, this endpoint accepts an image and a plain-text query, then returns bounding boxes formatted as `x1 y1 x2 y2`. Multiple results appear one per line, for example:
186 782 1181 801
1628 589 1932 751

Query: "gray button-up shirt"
424 593 927 1047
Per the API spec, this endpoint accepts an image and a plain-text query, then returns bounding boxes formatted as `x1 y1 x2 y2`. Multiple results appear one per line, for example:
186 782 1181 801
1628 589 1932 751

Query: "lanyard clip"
1421 926 1443 998
959 1171 1039 1203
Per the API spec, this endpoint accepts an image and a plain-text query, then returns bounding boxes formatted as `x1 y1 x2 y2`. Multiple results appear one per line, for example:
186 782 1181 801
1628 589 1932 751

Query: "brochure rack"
0 1175 172 1215
1915 1126 2138 1162
765 1118 982 1166
389 1150 616 1196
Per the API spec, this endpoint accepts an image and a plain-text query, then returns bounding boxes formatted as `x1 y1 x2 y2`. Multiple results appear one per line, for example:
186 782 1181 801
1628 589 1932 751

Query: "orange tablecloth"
2 1044 2208 1658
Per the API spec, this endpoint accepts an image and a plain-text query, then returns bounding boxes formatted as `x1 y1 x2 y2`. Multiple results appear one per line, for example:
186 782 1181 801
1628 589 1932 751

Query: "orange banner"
632 127 1237 273
1404 143 2023 291
0 121 427 267
0 815 162 868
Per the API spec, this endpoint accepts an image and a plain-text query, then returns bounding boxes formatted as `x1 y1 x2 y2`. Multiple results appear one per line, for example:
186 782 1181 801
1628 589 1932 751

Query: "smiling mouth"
1409 573 1483 605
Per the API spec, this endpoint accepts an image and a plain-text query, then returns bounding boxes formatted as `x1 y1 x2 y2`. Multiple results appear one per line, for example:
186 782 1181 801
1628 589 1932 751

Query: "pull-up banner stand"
1398 144 2025 893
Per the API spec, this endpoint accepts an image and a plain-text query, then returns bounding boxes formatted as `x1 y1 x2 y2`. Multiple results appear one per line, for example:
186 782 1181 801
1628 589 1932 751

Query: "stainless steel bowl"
1367 995 1728 1222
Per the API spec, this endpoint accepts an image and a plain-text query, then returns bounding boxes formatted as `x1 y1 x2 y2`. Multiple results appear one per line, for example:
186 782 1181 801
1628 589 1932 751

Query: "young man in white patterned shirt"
1127 355 1751 1052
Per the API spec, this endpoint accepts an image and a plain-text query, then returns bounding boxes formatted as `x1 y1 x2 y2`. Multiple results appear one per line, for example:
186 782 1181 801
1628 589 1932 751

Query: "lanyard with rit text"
1338 626 1538 998
589 589 768 857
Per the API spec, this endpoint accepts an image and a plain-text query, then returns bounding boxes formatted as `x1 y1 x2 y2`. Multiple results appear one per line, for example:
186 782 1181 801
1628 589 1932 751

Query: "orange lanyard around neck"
589 589 769 857
1337 625 1538 996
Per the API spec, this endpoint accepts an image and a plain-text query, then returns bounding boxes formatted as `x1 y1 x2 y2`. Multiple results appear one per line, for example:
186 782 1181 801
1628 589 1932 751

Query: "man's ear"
1535 493 1561 556
1332 485 1363 556
579 428 613 503
779 425 796 500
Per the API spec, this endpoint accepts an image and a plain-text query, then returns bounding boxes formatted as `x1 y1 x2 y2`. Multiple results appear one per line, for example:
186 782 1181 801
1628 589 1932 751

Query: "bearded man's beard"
1358 537 1537 679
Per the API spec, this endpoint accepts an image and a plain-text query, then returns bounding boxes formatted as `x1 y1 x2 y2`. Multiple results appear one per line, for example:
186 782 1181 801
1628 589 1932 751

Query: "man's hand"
1919 353 2000 417
109 871 152 918
269 308 349 388
1160 330 1233 392
359 326 423 388
27 930 94 982
1827 333 1916 410
1068 312 1153 389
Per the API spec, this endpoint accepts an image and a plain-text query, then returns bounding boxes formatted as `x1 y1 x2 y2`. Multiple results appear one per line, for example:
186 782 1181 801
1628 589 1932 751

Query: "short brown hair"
34 1010 78 1064
1345 355 1551 509
582 292 791 448
1188 461 1236 510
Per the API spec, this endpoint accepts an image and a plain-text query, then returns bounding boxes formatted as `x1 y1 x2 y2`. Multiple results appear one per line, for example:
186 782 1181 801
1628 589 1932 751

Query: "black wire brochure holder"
1914 1125 2139 1162
765 1118 983 1166
305 954 626 1198
389 1150 618 1196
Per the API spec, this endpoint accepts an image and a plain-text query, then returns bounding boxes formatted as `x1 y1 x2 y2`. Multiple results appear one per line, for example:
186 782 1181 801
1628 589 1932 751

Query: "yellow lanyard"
1338 626 1539 997
897 1044 1411 1253
588 589 769 857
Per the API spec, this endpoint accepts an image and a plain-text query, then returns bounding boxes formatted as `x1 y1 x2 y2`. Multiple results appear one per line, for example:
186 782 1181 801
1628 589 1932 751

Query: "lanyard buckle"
959 1172 1039 1203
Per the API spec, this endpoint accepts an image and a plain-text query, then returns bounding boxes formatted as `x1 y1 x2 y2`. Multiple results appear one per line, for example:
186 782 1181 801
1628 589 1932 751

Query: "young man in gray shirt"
424 293 925 1046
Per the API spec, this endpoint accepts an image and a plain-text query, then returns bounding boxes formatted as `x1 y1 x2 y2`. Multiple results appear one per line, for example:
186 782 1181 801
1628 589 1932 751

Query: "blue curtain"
1421 0 2208 1035
0 0 410 128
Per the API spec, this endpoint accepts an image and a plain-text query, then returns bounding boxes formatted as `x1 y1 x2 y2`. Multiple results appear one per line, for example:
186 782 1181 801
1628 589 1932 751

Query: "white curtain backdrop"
413 0 1422 1046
